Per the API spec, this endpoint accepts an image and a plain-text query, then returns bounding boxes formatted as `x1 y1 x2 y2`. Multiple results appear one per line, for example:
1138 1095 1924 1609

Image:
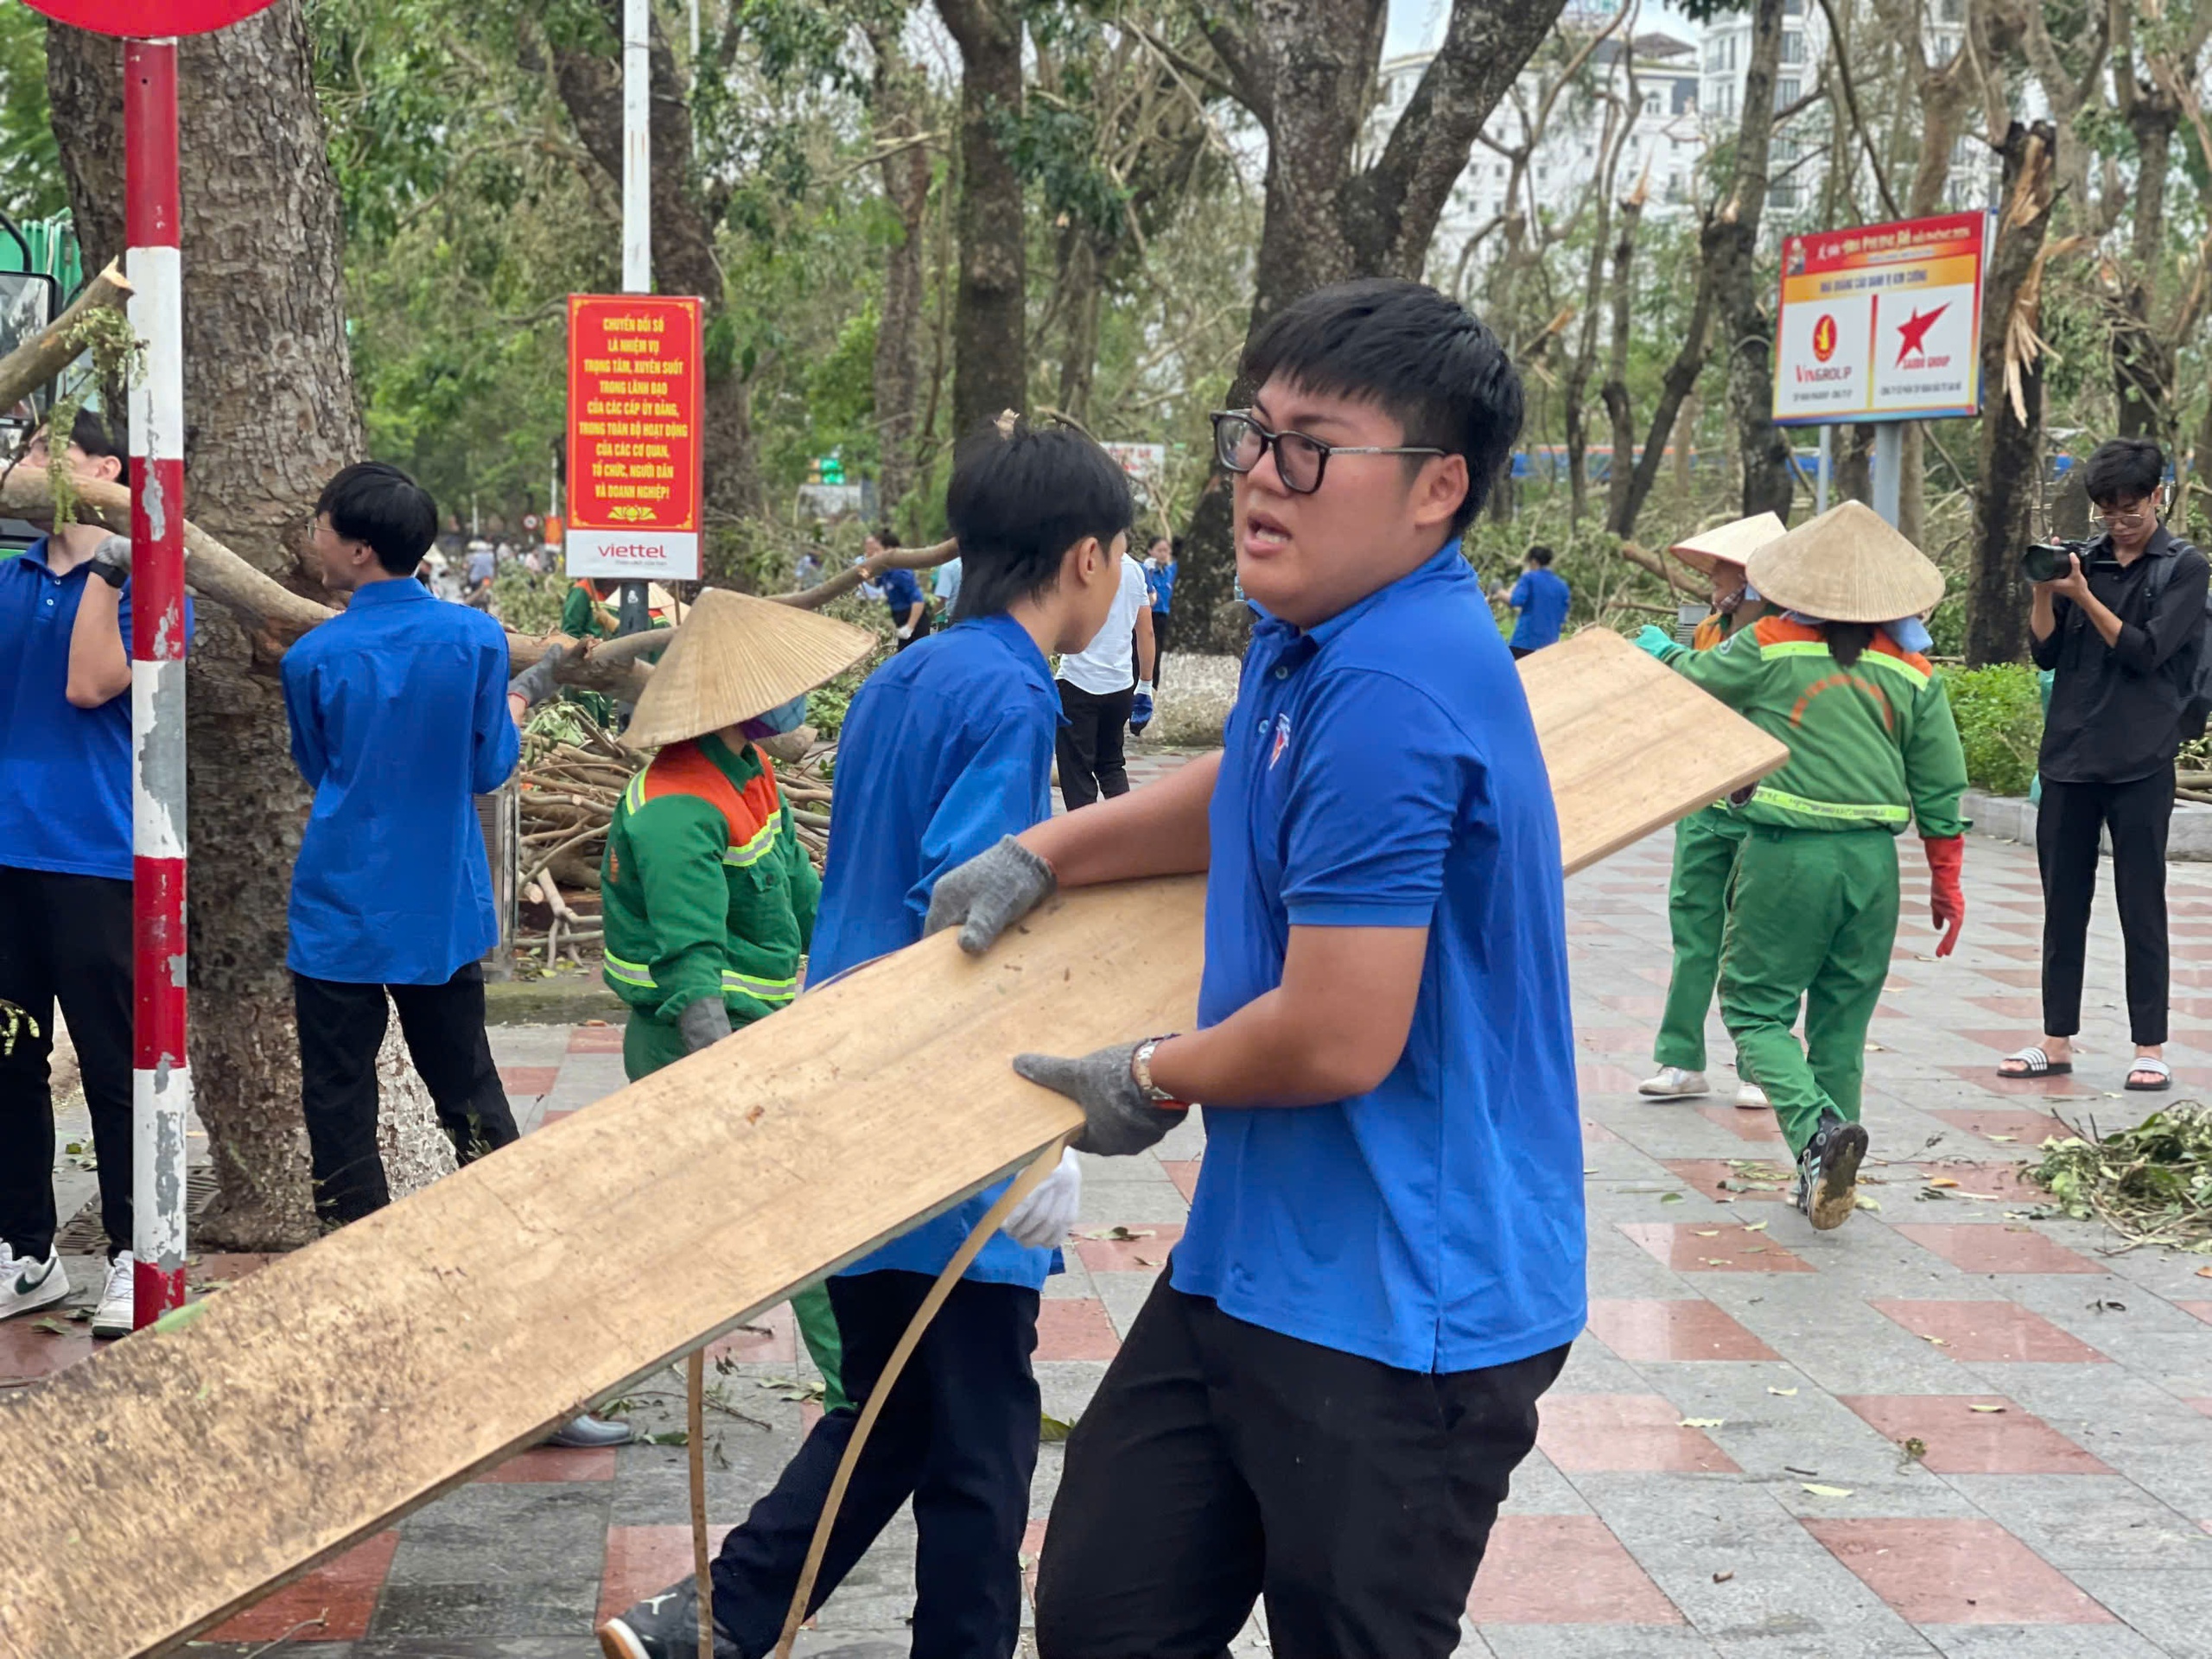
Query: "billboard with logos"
1772 213 1989 426
565 293 704 581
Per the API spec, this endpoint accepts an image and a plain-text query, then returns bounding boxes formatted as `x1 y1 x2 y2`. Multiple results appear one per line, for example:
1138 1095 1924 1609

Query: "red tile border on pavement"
1696 1104 1785 1143
1537 1395 1740 1473
1071 1224 1183 1273
2179 1302 2212 1326
1662 1159 1792 1203
1898 1162 2045 1203
1159 1160 1200 1202
600 1523 738 1624
0 1320 93 1382
1837 1395 2111 1474
1035 1298 1121 1361
1585 1298 1780 1362
1805 1517 2114 1625
1617 1223 1814 1273
705 1301 797 1365
1893 1224 2099 1275
1468 1515 1684 1624
1868 1300 2110 1363
499 1065 562 1096
202 1530 401 1642
1929 1107 2074 1142
477 1445 621 1483
568 1023 626 1052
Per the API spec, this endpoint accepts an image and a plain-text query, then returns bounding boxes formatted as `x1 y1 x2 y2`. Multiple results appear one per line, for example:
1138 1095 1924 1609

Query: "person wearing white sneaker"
1734 1077 1770 1111
91 1249 136 1339
1637 1065 1711 1100
0 1244 68 1321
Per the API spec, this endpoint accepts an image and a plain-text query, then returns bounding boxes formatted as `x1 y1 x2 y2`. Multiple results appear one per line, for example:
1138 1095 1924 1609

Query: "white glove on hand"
1000 1147 1082 1250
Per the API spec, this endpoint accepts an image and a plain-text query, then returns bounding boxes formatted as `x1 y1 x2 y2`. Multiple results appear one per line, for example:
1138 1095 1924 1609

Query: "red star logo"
1894 303 1948 364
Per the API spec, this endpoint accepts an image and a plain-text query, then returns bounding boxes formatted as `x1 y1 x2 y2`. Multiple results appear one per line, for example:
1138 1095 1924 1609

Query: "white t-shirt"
1058 555 1150 696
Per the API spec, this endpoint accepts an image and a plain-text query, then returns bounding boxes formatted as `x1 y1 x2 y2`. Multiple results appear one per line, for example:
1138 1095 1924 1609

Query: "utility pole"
617 0 653 636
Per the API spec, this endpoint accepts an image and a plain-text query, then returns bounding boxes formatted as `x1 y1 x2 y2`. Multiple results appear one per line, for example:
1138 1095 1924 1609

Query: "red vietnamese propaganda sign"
565 293 704 582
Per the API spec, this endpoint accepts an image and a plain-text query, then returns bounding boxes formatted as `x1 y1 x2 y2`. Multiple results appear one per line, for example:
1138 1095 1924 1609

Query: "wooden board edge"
1559 747 1788 876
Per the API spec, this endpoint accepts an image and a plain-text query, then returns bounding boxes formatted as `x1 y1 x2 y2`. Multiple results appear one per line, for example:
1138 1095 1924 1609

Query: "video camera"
2021 537 2121 583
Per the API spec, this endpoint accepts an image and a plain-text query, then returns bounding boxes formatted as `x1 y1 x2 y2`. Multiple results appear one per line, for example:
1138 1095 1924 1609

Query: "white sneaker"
92 1251 137 1339
1734 1080 1770 1111
1637 1066 1711 1100
0 1249 68 1319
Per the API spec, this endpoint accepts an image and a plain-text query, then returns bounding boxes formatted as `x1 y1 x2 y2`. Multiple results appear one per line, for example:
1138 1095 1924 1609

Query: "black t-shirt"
2031 526 2209 784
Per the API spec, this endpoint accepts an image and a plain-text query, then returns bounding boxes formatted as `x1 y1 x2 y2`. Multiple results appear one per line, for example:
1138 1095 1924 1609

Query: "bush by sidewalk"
1942 664 2044 797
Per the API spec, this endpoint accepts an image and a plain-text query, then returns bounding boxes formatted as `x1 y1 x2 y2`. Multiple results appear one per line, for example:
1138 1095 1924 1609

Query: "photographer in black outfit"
1999 438 2210 1091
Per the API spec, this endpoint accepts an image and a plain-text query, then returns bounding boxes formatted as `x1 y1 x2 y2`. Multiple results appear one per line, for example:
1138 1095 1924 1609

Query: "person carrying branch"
923 282 1578 1659
1636 501 1968 1230
1639 512 1783 1109
586 588 873 1411
599 416 1134 1659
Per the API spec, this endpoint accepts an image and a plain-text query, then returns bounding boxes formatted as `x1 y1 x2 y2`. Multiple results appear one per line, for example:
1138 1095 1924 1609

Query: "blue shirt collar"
1253 538 1471 651
959 610 1052 679
346 575 433 607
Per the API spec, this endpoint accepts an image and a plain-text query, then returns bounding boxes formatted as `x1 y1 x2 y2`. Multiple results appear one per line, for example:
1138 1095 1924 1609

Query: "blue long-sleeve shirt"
809 612 1063 1288
281 575 518 985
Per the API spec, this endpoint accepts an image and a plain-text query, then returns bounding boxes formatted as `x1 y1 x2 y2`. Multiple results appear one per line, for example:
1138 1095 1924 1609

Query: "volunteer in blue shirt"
282 462 524 1227
0 413 190 1340
599 419 1134 1659
1497 541 1572 657
1143 534 1177 685
930 281 1580 1659
867 529 931 651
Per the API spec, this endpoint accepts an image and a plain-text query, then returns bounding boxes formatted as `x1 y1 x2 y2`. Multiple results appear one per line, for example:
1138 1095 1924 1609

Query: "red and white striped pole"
125 35 189 1329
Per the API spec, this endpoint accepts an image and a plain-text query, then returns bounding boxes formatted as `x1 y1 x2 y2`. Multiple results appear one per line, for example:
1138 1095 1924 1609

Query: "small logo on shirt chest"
1268 712 1292 769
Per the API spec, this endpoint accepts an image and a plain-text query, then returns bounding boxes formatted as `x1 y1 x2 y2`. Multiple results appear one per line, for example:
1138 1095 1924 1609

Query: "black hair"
1827 621 1875 669
1170 535 1184 559
317 461 438 575
30 408 130 486
1239 277 1523 535
2083 437 2164 509
874 525 901 549
944 417 1135 620
1526 544 1554 567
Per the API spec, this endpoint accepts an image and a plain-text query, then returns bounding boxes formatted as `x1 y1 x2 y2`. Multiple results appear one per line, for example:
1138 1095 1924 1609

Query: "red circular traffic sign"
22 0 278 36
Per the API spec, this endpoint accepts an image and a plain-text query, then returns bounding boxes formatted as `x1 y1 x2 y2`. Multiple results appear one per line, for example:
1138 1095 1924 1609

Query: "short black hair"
2083 437 2164 509
874 525 901 549
1527 544 1554 567
317 461 438 575
1240 277 1523 535
945 418 1134 620
30 408 129 485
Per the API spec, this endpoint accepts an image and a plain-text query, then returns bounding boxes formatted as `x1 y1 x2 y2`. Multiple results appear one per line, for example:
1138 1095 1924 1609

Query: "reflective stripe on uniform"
604 950 655 988
722 968 798 1003
1749 785 1910 825
1758 637 1930 690
722 813 780 868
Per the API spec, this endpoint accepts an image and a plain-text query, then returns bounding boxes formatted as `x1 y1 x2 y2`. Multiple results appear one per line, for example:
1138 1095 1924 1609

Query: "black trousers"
293 963 518 1226
1035 1280 1568 1659
1056 679 1135 810
0 865 134 1262
2039 770 2174 1046
1151 611 1173 686
710 1270 1041 1659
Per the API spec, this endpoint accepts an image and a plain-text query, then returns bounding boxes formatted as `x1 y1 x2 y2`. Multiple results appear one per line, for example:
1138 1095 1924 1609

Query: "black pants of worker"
1151 610 1173 686
1057 679 1135 810
2038 769 2174 1046
894 610 933 652
293 963 518 1227
1034 1279 1568 1659
0 865 134 1262
709 1269 1040 1659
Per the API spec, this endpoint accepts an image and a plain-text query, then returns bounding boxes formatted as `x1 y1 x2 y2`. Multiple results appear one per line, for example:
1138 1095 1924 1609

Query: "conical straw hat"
624 588 875 749
1669 512 1786 575
1744 500 1946 624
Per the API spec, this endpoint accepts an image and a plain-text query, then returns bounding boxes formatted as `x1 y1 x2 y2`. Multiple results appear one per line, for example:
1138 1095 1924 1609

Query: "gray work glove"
1013 1042 1184 1158
678 996 732 1054
507 642 568 711
924 836 1057 956
87 534 132 589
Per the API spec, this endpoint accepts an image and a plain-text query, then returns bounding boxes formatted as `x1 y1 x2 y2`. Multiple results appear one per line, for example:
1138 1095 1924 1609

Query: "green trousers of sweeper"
1719 826 1899 1159
1653 810 1751 1072
625 1013 850 1413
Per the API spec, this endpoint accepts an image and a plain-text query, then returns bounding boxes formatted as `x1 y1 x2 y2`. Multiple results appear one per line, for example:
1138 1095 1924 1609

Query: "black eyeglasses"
1210 410 1446 495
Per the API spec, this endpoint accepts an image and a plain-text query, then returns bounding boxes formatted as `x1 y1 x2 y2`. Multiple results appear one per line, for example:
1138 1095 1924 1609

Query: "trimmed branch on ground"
769 537 957 611
0 261 131 418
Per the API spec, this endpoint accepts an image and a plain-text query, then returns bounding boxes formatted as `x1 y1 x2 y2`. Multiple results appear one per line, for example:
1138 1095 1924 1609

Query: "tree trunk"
550 2 764 521
869 31 932 530
1608 256 1713 539
1598 185 1648 534
935 0 1027 440
46 2 450 1246
1056 231 1103 428
1707 0 1793 521
2113 97 2178 442
1965 121 2057 667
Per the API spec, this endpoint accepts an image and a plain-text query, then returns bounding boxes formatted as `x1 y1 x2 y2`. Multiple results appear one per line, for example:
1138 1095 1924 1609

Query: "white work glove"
999 1147 1082 1249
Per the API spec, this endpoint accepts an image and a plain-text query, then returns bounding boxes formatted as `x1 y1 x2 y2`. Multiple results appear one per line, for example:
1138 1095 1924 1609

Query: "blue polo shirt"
880 565 926 620
1509 566 1571 649
281 576 518 985
811 612 1064 1289
0 540 193 881
1173 541 1585 1373
1146 559 1177 614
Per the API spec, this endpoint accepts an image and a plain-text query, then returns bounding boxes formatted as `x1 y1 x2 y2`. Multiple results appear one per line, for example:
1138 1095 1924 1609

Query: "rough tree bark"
868 27 933 527
1175 0 1573 644
1606 257 1714 540
1966 121 2058 667
45 0 451 1246
1706 0 1793 522
1598 177 1649 533
550 0 765 521
935 0 1027 440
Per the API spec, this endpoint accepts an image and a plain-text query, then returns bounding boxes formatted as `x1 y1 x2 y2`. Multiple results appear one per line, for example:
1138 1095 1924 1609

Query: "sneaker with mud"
0 1249 68 1320
597 1578 741 1659
1796 1112 1869 1230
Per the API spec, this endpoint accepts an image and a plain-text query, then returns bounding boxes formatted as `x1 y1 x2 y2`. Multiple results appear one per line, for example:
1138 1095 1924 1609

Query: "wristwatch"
1128 1033 1188 1108
88 536 131 589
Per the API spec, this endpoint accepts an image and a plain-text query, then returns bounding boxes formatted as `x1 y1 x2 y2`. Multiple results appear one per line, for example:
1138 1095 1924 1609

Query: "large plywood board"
0 632 1782 1659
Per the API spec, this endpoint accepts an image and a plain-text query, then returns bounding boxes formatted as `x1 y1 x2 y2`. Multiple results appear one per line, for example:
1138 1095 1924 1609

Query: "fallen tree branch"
0 261 132 417
768 537 957 612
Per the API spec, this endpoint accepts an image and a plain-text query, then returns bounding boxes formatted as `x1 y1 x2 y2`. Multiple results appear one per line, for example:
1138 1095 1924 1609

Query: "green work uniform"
1652 610 1752 1072
600 732 848 1409
556 582 620 728
1656 617 1967 1155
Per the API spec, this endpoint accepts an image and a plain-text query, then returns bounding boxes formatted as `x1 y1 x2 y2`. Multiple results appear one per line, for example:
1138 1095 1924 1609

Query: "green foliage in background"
0 4 65 221
1942 664 2044 797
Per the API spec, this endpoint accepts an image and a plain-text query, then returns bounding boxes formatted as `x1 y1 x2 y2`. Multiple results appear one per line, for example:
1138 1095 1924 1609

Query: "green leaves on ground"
2030 1104 2212 1248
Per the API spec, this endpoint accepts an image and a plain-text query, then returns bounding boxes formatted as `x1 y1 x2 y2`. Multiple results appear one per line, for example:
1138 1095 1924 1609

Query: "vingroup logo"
1811 314 1837 362
1268 712 1292 769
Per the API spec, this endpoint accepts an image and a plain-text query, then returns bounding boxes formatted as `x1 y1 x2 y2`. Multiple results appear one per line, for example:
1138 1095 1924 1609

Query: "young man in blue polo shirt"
600 420 1132 1659
930 280 1580 1658
0 413 189 1339
1497 541 1571 657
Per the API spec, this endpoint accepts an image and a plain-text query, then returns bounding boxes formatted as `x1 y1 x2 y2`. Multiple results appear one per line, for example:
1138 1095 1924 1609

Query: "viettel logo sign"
1812 314 1838 363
